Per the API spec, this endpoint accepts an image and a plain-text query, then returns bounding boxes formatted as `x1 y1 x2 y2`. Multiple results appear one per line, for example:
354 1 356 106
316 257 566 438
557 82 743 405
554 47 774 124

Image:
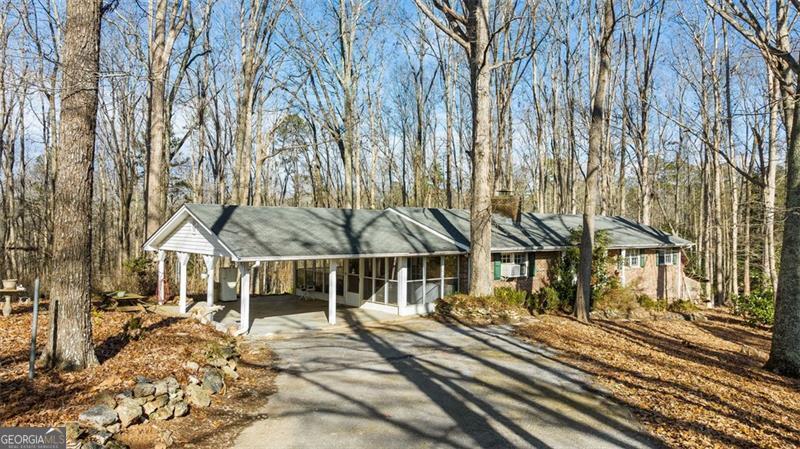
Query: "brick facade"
491 248 697 301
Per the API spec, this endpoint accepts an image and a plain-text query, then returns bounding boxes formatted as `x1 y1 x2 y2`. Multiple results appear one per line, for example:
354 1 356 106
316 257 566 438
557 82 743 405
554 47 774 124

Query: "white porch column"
620 249 627 287
421 257 427 302
676 249 683 299
203 255 216 307
440 256 445 298
384 257 389 304
176 252 190 314
397 257 408 312
238 262 252 333
157 250 166 305
328 261 338 325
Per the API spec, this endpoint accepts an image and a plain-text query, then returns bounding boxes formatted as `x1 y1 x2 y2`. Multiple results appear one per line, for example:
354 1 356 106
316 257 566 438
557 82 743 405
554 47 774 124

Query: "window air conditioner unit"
501 263 522 278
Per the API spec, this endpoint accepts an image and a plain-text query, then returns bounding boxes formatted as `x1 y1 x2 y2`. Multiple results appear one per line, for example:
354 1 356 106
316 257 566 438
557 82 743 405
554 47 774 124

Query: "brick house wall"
622 249 684 300
490 247 693 301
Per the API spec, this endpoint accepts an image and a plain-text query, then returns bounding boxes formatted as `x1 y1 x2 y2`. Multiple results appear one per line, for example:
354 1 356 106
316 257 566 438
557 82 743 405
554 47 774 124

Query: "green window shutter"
493 260 502 280
528 252 536 277
640 252 646 268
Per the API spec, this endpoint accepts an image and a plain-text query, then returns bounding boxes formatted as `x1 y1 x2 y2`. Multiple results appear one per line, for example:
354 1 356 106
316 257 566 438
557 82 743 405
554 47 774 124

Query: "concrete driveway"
234 318 655 449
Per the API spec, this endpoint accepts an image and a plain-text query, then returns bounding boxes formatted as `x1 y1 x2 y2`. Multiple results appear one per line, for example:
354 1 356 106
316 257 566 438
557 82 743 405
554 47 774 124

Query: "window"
498 252 527 278
625 249 644 268
658 250 678 266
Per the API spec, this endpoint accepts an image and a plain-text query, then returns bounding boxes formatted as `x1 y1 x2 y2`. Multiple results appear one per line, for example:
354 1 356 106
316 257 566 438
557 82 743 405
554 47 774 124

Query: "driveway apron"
234 318 655 449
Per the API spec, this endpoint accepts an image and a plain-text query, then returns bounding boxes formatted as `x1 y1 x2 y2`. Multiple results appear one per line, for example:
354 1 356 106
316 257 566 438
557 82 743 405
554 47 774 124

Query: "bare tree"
576 0 615 322
414 0 496 295
233 0 286 205
710 0 800 376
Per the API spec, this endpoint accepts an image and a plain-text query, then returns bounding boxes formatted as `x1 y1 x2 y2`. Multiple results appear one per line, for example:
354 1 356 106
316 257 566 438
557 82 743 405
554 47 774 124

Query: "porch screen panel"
425 256 441 303
372 258 386 303
386 257 398 305
347 259 359 293
407 257 424 305
362 259 373 300
443 255 458 296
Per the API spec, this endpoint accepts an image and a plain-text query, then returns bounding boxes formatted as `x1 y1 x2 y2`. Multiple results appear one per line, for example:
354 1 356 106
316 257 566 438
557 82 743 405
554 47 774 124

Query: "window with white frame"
625 249 643 268
657 250 678 266
499 253 527 278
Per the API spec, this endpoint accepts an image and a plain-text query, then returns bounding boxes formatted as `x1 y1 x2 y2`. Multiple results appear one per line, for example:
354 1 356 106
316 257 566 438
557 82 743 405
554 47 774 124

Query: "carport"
143 204 467 334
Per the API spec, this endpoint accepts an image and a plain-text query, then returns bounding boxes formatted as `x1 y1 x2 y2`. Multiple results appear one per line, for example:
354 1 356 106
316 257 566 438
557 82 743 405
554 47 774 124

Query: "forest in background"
0 0 790 306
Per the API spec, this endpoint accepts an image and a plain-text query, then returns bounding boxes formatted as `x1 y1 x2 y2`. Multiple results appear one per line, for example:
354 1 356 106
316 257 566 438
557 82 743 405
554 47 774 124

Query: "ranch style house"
144 204 695 334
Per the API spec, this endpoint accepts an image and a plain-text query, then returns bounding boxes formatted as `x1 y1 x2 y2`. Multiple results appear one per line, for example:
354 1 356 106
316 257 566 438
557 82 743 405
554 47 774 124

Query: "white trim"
235 250 466 263
143 205 237 259
400 300 438 316
492 243 692 253
360 300 397 315
143 205 190 251
182 208 238 258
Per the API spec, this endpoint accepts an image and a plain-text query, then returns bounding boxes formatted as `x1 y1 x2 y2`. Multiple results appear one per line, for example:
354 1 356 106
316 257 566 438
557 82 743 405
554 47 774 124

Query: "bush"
593 286 639 313
528 286 562 314
637 294 668 311
434 293 529 325
667 299 699 314
546 229 615 313
733 290 774 326
494 287 527 307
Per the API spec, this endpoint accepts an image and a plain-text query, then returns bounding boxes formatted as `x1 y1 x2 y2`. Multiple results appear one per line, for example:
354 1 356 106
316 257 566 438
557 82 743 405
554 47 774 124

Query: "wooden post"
29 278 40 380
157 250 166 305
238 262 252 333
177 252 190 314
203 255 216 307
328 261 338 325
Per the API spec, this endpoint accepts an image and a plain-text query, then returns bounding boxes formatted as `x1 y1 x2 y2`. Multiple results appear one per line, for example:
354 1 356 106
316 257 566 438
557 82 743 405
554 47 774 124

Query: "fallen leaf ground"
516 311 800 449
0 299 277 448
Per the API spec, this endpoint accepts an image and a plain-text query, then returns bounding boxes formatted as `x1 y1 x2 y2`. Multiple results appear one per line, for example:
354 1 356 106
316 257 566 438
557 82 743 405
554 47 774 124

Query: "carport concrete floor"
206 294 399 336
234 318 655 449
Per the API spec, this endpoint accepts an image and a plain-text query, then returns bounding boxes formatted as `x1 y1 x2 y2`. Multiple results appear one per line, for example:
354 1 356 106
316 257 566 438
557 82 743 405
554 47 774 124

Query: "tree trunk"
577 0 614 322
467 0 494 297
44 0 102 370
766 81 800 376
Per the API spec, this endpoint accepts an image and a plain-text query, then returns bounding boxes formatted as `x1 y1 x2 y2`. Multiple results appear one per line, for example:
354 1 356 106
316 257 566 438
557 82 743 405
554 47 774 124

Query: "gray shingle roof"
184 204 465 260
391 207 692 251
